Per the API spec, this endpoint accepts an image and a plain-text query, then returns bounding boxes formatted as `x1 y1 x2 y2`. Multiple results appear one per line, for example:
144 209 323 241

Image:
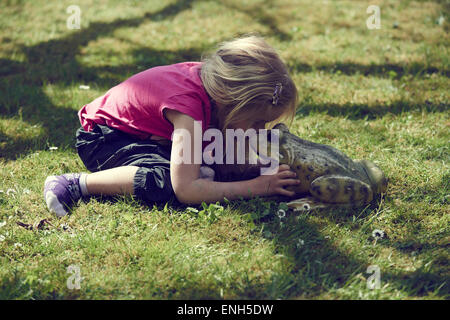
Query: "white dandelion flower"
277 209 286 219
372 229 385 240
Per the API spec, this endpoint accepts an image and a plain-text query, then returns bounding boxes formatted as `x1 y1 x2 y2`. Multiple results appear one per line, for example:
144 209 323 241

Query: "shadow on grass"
0 0 201 160
289 60 450 78
295 100 449 120
220 0 293 41
250 202 448 299
376 236 449 297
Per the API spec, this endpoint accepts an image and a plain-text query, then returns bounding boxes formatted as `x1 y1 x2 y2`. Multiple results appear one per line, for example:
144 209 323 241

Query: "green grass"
0 0 449 299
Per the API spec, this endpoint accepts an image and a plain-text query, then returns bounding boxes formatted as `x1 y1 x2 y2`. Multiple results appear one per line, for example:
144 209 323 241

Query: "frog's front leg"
286 196 365 211
308 174 373 204
286 196 332 211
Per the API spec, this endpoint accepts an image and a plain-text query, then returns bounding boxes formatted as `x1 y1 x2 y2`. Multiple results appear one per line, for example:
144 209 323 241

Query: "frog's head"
270 123 295 164
243 123 287 165
214 124 285 181
272 123 290 137
358 160 388 194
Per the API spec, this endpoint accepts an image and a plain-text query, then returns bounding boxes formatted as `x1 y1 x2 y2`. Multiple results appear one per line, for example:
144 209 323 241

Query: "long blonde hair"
200 35 298 133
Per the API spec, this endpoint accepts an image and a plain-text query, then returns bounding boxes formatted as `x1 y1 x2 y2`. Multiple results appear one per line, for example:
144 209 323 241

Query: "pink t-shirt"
78 62 211 140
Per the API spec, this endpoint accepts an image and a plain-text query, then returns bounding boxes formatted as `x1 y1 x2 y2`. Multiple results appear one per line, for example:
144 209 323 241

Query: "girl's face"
230 106 286 131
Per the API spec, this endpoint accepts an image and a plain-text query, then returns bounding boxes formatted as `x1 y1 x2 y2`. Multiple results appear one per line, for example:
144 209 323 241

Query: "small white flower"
79 85 90 90
296 239 305 248
277 209 286 219
49 146 58 151
6 188 16 197
372 229 385 240
0 235 5 241
14 242 22 248
0 221 6 228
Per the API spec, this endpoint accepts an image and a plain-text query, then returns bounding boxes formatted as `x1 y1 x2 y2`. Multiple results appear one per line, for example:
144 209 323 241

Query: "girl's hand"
253 164 300 197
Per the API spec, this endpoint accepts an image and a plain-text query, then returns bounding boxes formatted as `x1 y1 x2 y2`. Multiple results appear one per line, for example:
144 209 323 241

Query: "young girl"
43 35 301 216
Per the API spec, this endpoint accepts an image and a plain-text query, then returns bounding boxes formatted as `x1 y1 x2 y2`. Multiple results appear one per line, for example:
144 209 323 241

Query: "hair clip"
272 82 283 105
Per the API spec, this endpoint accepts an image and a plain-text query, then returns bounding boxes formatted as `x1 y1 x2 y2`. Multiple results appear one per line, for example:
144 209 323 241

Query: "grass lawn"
0 0 448 299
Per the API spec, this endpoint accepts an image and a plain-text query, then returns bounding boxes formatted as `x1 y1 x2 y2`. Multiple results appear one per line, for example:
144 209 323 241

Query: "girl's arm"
166 110 300 205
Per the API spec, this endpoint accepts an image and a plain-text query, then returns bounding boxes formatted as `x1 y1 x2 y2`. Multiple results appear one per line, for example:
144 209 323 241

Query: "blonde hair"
200 35 298 133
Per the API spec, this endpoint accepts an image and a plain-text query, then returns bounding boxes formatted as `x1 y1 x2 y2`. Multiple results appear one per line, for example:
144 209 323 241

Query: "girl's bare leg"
85 166 139 195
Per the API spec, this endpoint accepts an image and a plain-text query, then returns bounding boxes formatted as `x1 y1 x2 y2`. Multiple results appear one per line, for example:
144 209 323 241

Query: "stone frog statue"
214 123 388 211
